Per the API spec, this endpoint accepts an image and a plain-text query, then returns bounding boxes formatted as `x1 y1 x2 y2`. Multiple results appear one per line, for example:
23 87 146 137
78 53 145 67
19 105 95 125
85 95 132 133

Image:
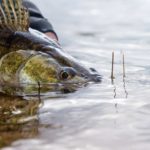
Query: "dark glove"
23 0 58 39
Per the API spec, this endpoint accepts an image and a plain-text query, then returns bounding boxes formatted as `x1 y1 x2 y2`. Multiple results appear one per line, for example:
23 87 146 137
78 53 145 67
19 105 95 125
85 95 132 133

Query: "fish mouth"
75 67 102 83
87 73 102 82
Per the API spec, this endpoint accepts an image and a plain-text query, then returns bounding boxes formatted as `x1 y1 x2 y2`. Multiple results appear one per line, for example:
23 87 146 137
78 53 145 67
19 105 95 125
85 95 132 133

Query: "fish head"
26 29 102 84
57 66 102 84
42 47 102 84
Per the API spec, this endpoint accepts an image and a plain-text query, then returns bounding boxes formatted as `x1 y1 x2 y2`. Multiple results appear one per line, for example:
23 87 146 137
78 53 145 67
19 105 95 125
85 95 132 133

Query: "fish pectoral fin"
0 0 29 32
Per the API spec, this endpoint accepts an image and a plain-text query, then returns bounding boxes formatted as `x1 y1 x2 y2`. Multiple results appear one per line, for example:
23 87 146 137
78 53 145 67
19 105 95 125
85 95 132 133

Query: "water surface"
1 0 150 149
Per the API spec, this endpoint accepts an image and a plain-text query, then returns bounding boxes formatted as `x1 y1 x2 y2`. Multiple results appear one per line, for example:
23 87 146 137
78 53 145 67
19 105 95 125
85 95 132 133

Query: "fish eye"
60 70 69 80
59 67 77 80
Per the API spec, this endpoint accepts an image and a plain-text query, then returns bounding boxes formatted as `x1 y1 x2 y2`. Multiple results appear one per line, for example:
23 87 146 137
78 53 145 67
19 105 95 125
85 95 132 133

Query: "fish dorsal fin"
0 0 29 32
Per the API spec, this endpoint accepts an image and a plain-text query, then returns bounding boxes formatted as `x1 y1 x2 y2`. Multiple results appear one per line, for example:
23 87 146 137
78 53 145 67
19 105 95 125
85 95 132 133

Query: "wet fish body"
0 0 101 95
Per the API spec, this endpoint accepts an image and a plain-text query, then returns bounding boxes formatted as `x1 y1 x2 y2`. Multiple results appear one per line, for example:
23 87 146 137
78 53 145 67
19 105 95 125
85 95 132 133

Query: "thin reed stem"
122 52 126 78
111 51 115 80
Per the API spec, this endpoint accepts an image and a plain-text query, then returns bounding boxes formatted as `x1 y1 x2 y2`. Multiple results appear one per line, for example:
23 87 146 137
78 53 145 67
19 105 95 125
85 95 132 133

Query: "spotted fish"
0 0 101 95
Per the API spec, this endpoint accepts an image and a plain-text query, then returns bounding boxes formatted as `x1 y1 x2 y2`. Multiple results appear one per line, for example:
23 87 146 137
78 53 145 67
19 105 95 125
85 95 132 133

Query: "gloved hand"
23 0 58 41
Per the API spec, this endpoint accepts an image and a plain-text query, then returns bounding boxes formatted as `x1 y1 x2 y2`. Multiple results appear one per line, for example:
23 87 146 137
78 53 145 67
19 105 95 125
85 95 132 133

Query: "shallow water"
1 0 150 149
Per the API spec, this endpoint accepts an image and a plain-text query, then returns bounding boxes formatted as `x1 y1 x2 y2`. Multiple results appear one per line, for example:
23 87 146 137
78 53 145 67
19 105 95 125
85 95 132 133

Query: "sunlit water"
2 0 150 149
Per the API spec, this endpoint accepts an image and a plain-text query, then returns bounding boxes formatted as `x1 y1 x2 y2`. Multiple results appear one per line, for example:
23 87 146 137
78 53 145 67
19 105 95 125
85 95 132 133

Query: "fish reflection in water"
0 81 88 96
0 93 41 148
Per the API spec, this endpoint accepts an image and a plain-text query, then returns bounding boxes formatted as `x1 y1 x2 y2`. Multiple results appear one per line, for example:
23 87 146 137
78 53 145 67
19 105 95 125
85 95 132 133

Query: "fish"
0 93 41 148
0 0 101 95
